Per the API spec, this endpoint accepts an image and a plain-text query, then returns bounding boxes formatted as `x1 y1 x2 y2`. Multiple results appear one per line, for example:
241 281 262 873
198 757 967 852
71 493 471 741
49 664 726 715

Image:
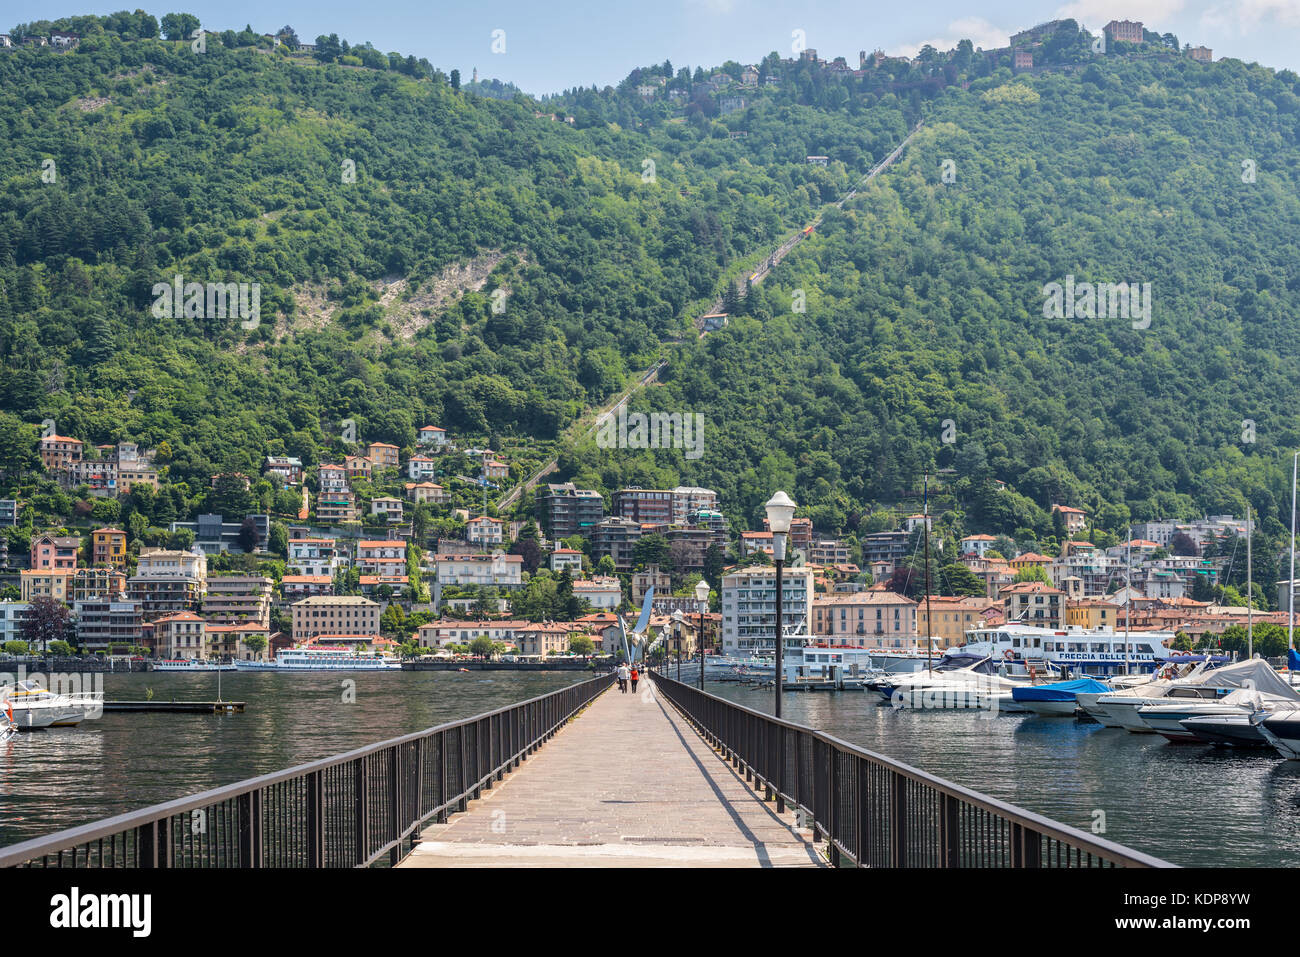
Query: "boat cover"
1289 648 1300 672
1012 678 1111 702
1183 658 1297 698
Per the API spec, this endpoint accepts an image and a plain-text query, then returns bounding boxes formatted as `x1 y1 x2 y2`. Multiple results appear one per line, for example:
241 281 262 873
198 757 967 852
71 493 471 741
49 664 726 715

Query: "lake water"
703 680 1300 867
4 670 1297 866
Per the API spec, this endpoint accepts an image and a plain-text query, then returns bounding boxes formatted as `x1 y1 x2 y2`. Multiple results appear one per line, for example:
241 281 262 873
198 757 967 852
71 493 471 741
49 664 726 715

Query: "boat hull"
1179 714 1270 748
1259 716 1300 760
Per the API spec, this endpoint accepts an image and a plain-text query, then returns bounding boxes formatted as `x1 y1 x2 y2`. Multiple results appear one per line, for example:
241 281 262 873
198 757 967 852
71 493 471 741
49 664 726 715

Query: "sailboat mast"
1247 503 1253 660
924 471 932 671
1125 526 1132 677
1291 451 1297 652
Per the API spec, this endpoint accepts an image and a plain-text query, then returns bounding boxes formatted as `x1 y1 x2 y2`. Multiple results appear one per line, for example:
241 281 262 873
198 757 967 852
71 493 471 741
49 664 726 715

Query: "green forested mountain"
4 16 1300 565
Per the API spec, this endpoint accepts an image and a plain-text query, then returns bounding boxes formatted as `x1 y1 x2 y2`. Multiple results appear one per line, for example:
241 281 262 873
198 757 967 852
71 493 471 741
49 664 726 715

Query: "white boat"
877 653 1044 710
0 679 104 728
234 647 401 671
959 623 1178 676
1095 659 1293 733
1012 677 1114 716
151 658 239 672
1180 711 1271 748
1137 682 1300 742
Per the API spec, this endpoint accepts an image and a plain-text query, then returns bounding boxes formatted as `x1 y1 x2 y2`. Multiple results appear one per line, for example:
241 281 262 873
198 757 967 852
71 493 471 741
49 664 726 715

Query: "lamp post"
672 609 684 681
765 491 797 721
696 578 710 689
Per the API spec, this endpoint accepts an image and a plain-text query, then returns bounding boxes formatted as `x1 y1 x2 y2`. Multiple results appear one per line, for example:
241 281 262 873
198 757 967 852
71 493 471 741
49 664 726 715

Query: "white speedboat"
1180 712 1271 748
1258 710 1300 759
1095 659 1294 733
151 658 238 672
234 647 401 671
879 653 1043 710
1138 683 1300 742
1 679 104 728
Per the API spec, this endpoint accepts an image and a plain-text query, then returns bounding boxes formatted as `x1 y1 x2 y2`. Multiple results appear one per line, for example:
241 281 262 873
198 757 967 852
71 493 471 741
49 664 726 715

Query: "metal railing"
651 672 1173 868
1 674 612 868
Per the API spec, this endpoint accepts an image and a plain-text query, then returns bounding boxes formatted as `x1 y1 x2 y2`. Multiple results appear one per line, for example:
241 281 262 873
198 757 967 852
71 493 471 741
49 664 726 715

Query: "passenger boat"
151 658 238 672
0 679 104 728
958 623 1177 676
234 647 401 671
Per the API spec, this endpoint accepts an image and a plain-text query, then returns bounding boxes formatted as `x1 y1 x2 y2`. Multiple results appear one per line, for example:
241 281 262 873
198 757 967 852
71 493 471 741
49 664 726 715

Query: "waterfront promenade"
400 678 824 868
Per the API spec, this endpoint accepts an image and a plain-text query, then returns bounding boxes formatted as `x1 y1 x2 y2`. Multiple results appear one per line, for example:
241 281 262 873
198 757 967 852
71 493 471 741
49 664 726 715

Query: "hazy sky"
13 1 1300 94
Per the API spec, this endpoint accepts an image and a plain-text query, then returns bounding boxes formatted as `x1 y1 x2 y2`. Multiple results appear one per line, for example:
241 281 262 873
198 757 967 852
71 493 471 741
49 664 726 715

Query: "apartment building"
203 575 273 627
550 548 585 574
590 517 643 573
671 486 718 524
367 442 399 469
72 567 127 602
612 488 674 525
1001 581 1065 629
0 499 20 527
154 611 208 658
20 570 72 603
38 435 84 470
0 601 32 644
74 598 143 651
812 591 918 648
721 565 815 655
573 577 622 610
291 595 381 642
916 596 1001 648
435 552 523 588
288 538 348 577
538 483 605 539
466 515 505 547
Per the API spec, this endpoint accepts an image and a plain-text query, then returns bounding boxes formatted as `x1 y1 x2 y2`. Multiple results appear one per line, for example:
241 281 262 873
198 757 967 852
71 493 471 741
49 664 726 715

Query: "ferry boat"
151 658 239 672
958 623 1176 676
235 647 401 671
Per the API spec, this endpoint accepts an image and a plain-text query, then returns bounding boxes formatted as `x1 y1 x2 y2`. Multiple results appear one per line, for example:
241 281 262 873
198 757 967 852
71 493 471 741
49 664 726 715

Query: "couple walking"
616 663 639 694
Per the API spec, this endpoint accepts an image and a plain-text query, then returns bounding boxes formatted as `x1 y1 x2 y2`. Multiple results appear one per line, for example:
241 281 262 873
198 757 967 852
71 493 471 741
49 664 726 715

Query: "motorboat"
0 679 104 729
1012 677 1113 717
879 653 1048 710
1254 708 1300 759
1075 667 1194 725
1094 659 1294 734
1178 688 1286 748
1138 683 1300 743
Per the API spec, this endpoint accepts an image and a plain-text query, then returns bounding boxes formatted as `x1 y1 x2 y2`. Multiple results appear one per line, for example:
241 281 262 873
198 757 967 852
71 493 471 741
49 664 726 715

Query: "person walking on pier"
630 665 639 694
617 662 630 693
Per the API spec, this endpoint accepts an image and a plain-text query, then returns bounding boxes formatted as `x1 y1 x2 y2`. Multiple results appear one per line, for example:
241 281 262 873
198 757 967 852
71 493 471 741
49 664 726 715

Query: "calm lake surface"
4 670 1297 866
0 670 586 847
704 680 1300 867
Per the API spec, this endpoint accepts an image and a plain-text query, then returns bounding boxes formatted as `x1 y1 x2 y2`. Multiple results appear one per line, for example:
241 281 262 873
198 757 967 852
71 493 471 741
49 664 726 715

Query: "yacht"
1180 711 1272 748
1094 659 1290 733
1137 681 1300 742
877 653 1044 710
234 647 401 671
1 679 104 728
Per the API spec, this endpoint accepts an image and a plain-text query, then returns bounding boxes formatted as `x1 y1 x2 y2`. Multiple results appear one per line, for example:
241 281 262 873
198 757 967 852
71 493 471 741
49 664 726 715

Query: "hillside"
3 16 1300 579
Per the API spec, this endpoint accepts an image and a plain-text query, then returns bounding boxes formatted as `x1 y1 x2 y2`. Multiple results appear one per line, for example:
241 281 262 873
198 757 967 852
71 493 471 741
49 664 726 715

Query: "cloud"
1203 0 1300 32
1054 0 1189 27
889 16 1013 57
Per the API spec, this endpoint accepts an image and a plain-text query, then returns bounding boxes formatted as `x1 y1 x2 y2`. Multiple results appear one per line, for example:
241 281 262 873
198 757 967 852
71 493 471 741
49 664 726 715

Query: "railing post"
138 818 171 868
1011 823 1041 868
856 756 870 867
890 772 907 868
827 748 840 867
939 793 959 868
389 746 402 867
458 727 469 813
238 790 262 868
355 757 369 866
436 730 449 823
307 770 324 867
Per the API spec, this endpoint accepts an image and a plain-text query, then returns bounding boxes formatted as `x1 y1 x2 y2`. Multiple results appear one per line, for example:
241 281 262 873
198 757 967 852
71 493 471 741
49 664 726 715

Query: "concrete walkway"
400 678 824 868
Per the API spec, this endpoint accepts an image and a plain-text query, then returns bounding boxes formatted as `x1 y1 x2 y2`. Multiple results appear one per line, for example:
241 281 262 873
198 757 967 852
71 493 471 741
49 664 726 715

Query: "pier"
0 673 1170 869
102 700 245 713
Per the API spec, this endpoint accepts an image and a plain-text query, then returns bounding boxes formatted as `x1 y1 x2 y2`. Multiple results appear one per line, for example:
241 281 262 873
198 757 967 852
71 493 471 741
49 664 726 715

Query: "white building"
721 565 815 655
466 515 505 547
0 601 32 644
417 425 449 448
407 455 439 480
288 538 349 578
573 577 622 610
436 552 523 588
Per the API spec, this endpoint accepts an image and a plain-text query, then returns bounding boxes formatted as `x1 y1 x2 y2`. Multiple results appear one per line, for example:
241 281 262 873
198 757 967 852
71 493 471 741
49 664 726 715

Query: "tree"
1170 532 1199 557
450 68 461 91
3 641 29 656
243 634 267 658
469 635 494 659
1013 565 1051 585
160 12 200 40
21 597 71 652
237 517 259 554
569 634 595 656
939 563 985 597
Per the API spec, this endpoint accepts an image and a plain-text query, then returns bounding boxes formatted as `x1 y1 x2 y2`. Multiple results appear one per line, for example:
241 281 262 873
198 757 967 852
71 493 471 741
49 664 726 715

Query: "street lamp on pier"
765 490 797 720
696 577 710 690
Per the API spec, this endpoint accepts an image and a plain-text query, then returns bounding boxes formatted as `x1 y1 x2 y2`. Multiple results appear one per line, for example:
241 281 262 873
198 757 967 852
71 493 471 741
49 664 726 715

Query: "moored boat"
234 647 401 671
1012 677 1113 716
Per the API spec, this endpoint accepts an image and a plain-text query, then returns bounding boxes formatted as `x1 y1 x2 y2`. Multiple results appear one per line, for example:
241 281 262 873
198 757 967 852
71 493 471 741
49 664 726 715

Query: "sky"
10 0 1300 94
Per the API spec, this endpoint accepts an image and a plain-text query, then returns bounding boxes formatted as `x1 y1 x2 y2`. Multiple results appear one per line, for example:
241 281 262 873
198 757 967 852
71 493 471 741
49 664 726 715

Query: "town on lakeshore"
0 421 1285 668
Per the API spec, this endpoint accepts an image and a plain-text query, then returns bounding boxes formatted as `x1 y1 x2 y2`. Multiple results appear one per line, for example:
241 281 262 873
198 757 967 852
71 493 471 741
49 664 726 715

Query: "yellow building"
92 527 128 567
1066 599 1117 630
917 596 1002 648
20 569 72 603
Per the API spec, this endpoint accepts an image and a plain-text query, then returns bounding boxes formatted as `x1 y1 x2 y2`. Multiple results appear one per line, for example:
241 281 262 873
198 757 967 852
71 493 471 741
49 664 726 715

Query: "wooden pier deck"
400 679 824 868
